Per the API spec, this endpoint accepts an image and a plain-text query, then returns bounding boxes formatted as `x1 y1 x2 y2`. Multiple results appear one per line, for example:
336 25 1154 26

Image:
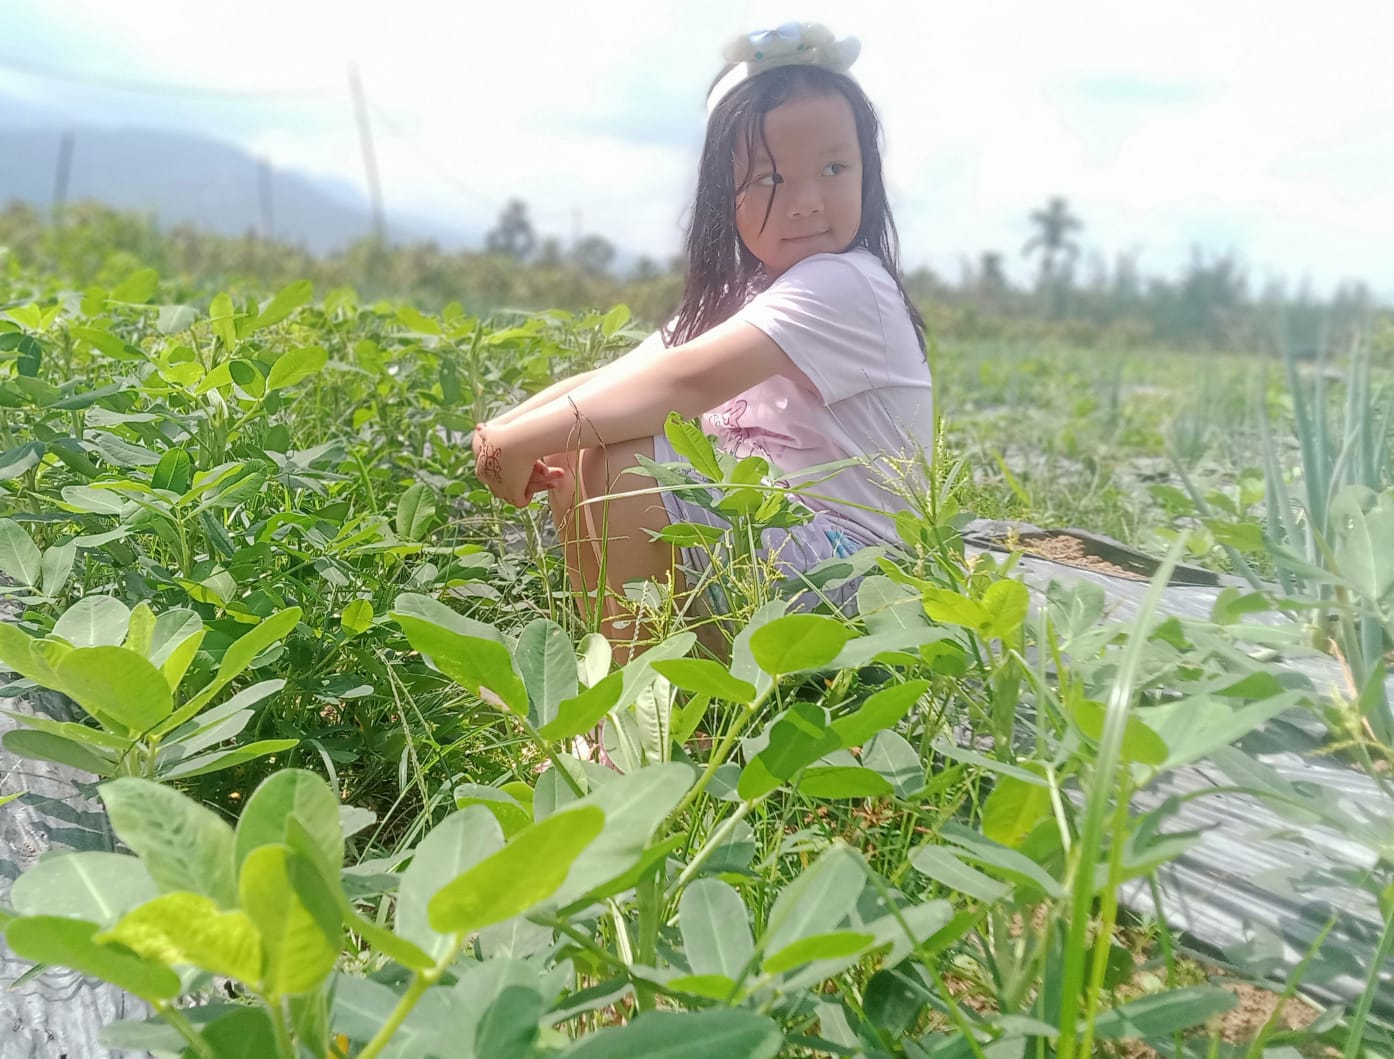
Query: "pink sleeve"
731 255 888 404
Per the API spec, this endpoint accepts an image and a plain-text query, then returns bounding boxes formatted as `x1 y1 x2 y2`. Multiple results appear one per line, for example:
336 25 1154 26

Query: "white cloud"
4 0 1392 298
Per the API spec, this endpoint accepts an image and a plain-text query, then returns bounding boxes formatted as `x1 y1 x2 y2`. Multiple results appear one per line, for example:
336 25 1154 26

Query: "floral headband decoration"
705 21 861 118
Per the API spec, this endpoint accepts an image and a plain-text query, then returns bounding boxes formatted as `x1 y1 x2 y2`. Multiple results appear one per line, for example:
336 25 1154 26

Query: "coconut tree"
1023 196 1084 315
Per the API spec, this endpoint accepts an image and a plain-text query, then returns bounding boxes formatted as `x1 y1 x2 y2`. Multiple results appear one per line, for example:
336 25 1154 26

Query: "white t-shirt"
642 248 934 546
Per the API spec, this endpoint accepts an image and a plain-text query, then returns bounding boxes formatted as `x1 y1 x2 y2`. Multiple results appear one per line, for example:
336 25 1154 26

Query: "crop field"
0 249 1390 1058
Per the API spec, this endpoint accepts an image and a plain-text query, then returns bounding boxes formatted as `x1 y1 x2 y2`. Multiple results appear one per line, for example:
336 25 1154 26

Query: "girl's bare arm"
490 369 600 426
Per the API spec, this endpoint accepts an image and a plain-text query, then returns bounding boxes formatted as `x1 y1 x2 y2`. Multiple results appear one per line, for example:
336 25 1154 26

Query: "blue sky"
3 0 1392 300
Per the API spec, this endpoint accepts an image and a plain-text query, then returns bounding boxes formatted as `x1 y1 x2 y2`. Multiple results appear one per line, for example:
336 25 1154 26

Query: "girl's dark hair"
663 63 927 355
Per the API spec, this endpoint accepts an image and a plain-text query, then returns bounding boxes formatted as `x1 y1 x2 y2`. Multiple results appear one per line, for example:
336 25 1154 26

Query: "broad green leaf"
392 596 528 716
252 279 313 330
234 768 343 878
151 448 193 494
738 702 839 800
1091 986 1237 1040
55 647 172 730
1330 485 1394 605
428 806 604 934
910 845 1013 904
398 807 504 960
453 785 532 838
10 851 158 925
98 892 261 982
110 268 159 304
267 345 327 390
60 484 127 515
340 598 373 634
395 482 437 540
516 618 578 729
651 658 756 705
0 623 46 682
798 766 894 799
861 729 924 797
762 845 865 956
982 774 1053 848
679 878 753 979
980 579 1030 641
663 412 723 481
101 778 238 908
762 930 874 975
0 518 41 586
548 761 695 905
123 602 156 655
558 1008 782 1059
53 595 131 648
239 844 340 996
209 292 238 350
920 587 990 629
831 680 929 747
1 728 113 774
5 916 180 1003
536 671 623 741
748 614 852 674
0 440 44 480
939 824 1064 899
1071 699 1168 767
159 738 297 780
169 607 301 726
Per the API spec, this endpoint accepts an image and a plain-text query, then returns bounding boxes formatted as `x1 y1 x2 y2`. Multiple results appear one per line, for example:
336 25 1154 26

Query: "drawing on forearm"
477 437 503 484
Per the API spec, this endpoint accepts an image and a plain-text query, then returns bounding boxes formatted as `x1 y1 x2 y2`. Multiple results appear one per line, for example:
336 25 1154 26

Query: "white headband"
705 22 861 118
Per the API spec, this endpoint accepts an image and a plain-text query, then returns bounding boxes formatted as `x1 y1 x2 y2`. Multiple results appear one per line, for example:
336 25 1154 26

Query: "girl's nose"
785 180 823 217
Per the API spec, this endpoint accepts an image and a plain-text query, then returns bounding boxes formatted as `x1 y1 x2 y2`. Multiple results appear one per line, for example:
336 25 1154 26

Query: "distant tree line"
1 197 1389 358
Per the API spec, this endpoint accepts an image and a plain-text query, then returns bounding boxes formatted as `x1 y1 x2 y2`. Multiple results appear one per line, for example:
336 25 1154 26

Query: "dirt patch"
1018 533 1150 581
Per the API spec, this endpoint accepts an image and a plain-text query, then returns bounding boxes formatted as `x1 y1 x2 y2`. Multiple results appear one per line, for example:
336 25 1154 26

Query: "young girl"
473 22 933 660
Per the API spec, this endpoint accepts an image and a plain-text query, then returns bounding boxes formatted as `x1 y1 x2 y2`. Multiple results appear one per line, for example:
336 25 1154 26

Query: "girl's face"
733 90 863 278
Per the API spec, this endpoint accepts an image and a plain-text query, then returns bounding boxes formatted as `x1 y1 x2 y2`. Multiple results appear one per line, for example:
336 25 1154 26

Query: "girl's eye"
755 173 784 188
823 162 848 176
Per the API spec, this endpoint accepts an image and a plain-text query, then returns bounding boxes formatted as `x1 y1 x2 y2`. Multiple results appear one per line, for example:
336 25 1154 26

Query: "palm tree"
1022 196 1083 290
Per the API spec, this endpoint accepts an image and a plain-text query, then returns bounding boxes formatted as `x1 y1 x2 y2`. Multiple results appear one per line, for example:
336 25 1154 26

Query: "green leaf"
738 702 840 800
1091 986 1238 1040
428 806 604 934
157 305 198 335
209 292 238 350
0 440 44 480
234 768 343 879
398 807 504 961
453 785 532 838
101 778 238 908
239 845 340 996
395 482 437 540
392 595 528 716
982 774 1053 847
797 766 894 799
663 412 723 482
516 618 578 729
38 541 75 599
98 892 261 982
267 345 327 390
53 595 131 647
748 614 852 674
761 845 865 955
9 851 158 925
679 878 753 979
1071 699 1168 767
939 824 1064 899
0 518 42 586
762 930 874 975
110 268 159 304
55 647 173 730
980 579 1030 641
5 916 180 1003
860 730 924 797
536 671 623 741
159 738 297 780
252 279 313 330
831 680 928 747
0 623 47 682
910 845 1013 904
151 448 193 494
920 587 990 630
169 607 301 727
1330 485 1394 605
559 1009 782 1059
340 598 373 635
1 728 113 774
651 658 756 705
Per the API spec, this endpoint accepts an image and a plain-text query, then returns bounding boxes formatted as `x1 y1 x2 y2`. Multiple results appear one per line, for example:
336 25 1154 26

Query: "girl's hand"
473 423 560 507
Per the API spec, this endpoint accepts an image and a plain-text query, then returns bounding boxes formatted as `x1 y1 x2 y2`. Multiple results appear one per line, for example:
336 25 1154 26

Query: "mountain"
0 112 477 254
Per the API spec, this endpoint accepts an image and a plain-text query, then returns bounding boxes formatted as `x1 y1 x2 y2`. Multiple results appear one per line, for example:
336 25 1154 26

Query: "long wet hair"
662 63 927 355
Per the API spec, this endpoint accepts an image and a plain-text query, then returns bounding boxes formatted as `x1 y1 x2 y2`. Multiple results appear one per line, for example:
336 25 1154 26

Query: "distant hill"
0 113 477 254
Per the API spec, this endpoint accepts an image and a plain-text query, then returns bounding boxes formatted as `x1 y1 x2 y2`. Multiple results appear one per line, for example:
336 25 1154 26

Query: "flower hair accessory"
705 21 861 118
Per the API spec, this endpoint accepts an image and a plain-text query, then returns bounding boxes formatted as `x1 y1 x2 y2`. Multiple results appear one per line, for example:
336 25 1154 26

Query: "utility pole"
257 157 274 242
347 63 386 246
51 130 74 224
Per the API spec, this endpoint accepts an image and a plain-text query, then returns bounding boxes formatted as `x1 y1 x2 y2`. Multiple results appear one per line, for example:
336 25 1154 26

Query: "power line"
0 53 337 101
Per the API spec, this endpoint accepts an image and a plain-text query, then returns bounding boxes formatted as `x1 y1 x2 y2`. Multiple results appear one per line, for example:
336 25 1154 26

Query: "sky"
2 0 1392 301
